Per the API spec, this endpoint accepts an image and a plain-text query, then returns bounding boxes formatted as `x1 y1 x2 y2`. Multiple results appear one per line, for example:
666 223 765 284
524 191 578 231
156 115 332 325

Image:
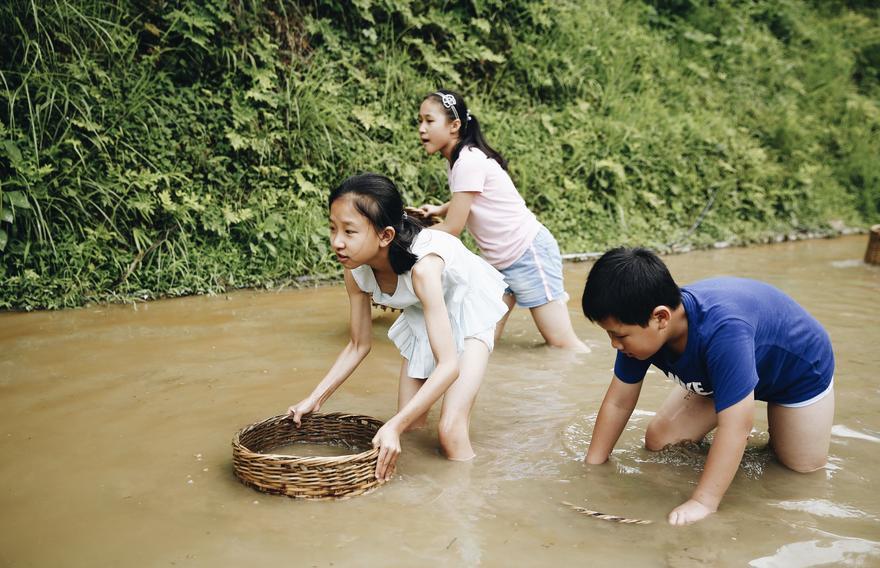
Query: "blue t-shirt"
614 277 834 412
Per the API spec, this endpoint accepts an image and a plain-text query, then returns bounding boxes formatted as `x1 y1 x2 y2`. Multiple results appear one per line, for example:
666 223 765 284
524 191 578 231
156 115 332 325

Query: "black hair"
581 247 682 326
424 89 508 170
328 173 424 274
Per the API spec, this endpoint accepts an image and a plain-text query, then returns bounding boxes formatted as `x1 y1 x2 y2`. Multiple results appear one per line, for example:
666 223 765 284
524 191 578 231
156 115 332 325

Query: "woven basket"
865 224 880 265
232 412 385 500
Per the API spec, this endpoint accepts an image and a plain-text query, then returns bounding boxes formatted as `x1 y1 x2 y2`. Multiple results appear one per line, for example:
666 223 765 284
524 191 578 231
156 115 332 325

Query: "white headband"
435 92 460 121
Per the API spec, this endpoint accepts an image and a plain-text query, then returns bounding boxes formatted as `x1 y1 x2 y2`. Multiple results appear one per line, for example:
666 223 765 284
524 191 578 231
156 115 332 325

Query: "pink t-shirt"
446 146 541 269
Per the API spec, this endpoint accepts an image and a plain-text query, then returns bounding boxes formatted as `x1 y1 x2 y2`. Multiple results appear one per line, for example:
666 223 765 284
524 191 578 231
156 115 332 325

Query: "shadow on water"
1 236 879 566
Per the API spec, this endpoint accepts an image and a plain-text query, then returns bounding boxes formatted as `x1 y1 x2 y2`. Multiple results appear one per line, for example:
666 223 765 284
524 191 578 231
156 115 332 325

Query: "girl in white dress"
287 173 508 481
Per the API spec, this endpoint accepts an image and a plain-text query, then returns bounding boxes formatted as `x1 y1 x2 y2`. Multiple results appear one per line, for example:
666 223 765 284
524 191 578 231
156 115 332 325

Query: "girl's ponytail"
426 89 508 170
389 212 425 274
329 173 424 274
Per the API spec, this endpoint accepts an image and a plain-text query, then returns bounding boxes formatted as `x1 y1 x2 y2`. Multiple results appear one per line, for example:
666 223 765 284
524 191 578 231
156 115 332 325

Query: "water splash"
631 438 773 479
561 415 773 478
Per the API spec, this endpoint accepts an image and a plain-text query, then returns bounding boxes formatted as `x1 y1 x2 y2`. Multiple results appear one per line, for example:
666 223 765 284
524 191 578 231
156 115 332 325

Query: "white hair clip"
434 92 460 121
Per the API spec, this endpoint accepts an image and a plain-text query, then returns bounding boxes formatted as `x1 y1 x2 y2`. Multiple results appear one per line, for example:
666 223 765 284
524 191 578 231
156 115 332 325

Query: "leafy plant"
0 0 877 310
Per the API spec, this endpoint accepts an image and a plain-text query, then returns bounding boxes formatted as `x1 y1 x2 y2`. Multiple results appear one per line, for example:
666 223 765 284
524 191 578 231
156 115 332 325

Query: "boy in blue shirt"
581 247 835 525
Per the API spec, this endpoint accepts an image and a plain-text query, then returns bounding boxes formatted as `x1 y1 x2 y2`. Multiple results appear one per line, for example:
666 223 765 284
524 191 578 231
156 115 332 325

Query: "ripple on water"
830 259 868 269
831 424 880 444
773 499 871 520
637 439 707 469
749 537 880 567
560 410 655 460
631 437 774 479
561 414 773 478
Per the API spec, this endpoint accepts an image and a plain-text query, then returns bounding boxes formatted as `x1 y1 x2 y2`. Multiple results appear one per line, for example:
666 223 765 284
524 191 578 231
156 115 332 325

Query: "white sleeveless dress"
351 229 508 379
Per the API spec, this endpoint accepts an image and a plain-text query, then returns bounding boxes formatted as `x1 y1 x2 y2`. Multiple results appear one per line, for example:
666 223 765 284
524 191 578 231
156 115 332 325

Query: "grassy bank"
1 0 878 309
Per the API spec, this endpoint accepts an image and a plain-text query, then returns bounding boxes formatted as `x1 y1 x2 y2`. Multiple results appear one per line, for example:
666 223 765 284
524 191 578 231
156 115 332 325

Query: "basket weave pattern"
865 224 880 265
232 412 385 500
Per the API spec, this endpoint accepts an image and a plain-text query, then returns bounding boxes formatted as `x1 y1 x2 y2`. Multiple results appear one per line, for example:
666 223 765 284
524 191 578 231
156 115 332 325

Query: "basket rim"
232 412 382 464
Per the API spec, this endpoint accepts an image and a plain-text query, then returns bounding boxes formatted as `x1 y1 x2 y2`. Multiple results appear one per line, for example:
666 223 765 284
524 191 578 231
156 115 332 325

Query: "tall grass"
1 0 877 309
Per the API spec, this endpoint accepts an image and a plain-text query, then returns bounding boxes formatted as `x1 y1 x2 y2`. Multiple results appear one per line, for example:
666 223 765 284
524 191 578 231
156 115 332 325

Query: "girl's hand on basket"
372 424 401 481
286 397 320 427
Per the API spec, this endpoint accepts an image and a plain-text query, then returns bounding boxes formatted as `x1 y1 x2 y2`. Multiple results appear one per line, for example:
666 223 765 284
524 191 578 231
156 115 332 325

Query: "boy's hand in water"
372 424 401 481
286 397 320 426
668 499 716 525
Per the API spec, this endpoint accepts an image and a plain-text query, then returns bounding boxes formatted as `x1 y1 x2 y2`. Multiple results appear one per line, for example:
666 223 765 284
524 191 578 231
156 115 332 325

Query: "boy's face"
597 314 667 360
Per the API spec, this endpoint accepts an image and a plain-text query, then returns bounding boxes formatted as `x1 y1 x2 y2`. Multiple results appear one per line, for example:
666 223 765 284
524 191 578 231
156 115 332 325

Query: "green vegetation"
1 0 878 310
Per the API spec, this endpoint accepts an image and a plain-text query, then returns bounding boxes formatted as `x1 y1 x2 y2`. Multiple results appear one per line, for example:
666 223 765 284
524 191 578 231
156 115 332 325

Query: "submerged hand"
668 499 716 526
286 397 320 427
372 424 401 481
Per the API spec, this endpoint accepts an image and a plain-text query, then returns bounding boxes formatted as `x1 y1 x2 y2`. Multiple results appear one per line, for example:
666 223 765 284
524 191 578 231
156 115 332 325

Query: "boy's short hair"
581 247 682 326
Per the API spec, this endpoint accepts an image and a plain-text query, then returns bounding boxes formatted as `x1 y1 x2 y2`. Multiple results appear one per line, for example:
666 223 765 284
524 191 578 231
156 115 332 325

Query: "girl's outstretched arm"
425 192 476 237
287 269 373 425
372 254 459 479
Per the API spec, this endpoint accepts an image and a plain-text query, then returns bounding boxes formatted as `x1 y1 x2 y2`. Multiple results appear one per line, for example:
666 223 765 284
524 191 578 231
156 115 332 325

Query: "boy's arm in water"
421 191 476 237
372 254 459 480
585 376 643 464
670 319 759 524
668 392 754 525
287 269 373 424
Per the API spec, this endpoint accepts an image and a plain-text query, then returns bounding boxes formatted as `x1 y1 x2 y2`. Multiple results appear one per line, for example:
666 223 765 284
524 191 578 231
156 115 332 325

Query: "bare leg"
767 387 834 472
529 299 590 352
397 359 429 431
437 338 491 460
645 386 718 451
494 292 516 342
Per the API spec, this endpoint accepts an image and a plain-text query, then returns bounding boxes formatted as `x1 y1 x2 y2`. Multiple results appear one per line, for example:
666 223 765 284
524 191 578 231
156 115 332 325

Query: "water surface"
1 236 878 566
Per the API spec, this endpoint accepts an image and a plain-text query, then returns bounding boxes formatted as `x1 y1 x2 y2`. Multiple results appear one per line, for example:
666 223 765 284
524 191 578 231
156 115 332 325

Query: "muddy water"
1 235 878 567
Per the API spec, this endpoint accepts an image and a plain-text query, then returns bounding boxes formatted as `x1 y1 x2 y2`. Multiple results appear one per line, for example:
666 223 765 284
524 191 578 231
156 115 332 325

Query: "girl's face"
418 98 460 160
329 195 391 269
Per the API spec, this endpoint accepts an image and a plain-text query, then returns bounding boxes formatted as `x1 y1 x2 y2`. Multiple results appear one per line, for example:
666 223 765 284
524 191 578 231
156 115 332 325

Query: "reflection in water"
749 536 880 567
1 236 879 565
773 499 871 520
831 424 880 444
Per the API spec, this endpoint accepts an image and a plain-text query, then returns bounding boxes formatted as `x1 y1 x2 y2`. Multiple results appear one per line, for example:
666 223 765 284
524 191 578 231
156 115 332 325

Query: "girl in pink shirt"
417 89 588 352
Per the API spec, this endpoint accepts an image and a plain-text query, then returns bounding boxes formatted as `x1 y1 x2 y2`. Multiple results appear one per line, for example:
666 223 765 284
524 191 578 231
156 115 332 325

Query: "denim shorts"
500 226 570 308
